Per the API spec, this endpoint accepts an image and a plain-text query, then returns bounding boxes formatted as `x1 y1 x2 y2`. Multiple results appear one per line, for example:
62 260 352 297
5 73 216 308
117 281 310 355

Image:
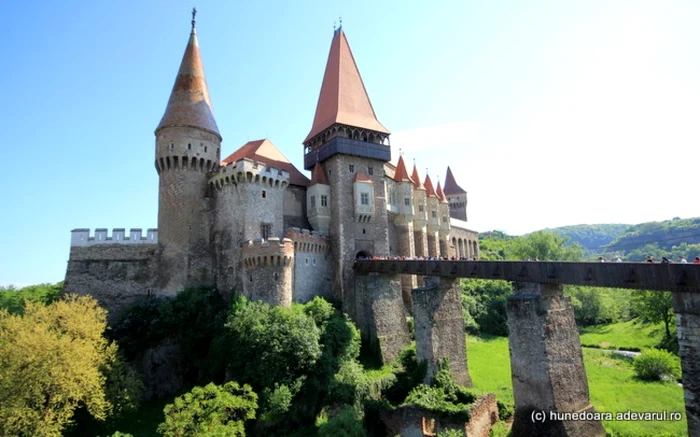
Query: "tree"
632 290 675 340
0 294 128 437
158 382 258 437
509 230 584 261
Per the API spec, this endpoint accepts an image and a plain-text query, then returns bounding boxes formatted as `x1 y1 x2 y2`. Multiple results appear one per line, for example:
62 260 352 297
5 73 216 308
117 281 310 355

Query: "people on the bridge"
661 256 670 264
598 256 606 262
679 256 688 264
646 256 655 263
615 256 622 263
694 257 700 264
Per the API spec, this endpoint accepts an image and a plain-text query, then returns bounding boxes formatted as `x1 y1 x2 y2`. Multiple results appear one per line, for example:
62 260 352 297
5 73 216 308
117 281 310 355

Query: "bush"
497 401 514 421
157 381 257 437
317 406 366 437
385 344 427 404
633 348 681 381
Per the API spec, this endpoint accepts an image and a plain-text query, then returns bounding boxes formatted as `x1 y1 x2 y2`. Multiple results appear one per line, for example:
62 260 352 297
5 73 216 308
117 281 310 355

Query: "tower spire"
155 9 220 139
304 27 389 144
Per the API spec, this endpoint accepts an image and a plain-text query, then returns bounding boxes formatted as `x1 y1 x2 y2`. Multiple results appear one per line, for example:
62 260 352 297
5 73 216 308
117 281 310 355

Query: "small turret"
436 181 451 257
353 172 375 222
307 163 331 233
443 166 468 221
411 164 428 229
424 173 439 233
241 238 294 307
392 156 415 226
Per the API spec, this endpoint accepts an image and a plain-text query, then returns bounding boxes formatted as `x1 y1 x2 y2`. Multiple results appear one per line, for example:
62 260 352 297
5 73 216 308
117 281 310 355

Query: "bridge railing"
354 259 700 292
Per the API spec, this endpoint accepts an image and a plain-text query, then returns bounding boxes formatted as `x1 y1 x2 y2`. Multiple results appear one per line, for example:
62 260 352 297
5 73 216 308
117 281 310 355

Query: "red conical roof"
443 166 466 195
436 181 447 203
156 23 220 139
304 27 389 144
411 164 425 190
393 155 412 183
310 162 329 185
424 174 437 197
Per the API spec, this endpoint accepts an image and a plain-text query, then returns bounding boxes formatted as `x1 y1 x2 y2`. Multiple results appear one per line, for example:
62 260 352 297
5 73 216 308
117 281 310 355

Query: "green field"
578 319 667 351
467 335 687 437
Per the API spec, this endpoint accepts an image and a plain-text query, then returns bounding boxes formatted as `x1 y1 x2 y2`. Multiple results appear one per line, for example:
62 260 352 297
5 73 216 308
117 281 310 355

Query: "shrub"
497 401 514 421
633 348 681 381
385 344 427 404
317 405 366 437
158 381 257 437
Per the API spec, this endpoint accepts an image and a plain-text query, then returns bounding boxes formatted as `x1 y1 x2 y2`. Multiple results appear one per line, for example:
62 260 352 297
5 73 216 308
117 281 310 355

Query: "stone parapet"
241 238 294 268
70 228 157 247
209 157 290 190
285 228 330 254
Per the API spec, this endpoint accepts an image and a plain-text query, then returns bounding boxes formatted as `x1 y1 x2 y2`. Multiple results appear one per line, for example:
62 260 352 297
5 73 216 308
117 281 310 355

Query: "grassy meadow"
467 335 687 437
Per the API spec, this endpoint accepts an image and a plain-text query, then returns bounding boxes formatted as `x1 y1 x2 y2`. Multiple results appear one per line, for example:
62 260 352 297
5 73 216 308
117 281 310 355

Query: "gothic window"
310 195 316 208
261 223 271 239
349 164 355 173
432 210 437 218
320 195 327 207
419 205 425 213
262 190 267 198
361 193 369 205
368 166 374 175
404 198 410 206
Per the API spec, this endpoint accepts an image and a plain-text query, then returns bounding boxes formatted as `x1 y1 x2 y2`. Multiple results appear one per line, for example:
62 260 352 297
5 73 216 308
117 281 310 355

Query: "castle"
63 15 478 323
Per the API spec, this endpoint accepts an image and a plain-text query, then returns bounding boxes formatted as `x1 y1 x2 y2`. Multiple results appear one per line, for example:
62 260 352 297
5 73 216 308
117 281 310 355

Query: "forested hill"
606 217 700 253
541 217 700 261
545 224 631 253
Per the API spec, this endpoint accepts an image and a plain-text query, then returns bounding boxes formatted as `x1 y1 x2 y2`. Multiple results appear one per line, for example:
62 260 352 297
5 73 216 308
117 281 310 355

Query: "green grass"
578 319 667 351
466 335 687 437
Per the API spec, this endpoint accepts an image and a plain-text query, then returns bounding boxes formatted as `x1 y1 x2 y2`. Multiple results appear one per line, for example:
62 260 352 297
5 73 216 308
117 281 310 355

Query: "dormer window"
360 193 369 205
321 195 328 207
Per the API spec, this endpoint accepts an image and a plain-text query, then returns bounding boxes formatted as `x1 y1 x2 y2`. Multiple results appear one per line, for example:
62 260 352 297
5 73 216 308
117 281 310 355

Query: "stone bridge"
354 260 700 437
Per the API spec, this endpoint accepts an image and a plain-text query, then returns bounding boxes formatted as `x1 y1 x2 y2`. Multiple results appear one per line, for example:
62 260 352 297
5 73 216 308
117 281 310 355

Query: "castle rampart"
286 228 332 303
209 158 290 190
241 238 294 306
71 228 158 246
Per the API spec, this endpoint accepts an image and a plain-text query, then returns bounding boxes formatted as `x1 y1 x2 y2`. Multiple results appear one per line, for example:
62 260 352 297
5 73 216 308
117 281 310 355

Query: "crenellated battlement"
285 228 330 254
241 237 294 268
71 228 158 247
209 158 291 191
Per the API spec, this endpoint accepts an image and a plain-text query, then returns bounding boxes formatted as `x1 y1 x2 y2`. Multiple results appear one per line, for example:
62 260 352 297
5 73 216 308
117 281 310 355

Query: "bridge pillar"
354 272 411 363
672 291 700 436
507 282 605 437
412 276 472 387
395 222 417 313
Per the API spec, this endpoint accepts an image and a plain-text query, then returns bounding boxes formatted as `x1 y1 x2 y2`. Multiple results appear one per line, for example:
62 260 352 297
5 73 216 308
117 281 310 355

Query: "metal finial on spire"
399 147 402 157
191 7 197 30
333 21 336 31
339 16 343 27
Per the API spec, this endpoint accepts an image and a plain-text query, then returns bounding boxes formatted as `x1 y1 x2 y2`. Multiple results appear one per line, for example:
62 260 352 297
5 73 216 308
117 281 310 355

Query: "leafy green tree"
0 282 62 314
460 279 512 336
632 290 675 340
317 406 366 437
0 295 134 437
565 286 630 326
509 230 584 261
158 382 257 437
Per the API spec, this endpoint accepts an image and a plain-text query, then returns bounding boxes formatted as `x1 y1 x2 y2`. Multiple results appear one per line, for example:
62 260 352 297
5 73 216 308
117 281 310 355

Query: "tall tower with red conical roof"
303 25 392 313
155 10 222 293
424 173 440 257
443 166 468 221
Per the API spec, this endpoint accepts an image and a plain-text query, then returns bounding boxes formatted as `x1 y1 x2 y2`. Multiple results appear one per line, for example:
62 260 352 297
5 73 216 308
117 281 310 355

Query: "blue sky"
2 0 699 285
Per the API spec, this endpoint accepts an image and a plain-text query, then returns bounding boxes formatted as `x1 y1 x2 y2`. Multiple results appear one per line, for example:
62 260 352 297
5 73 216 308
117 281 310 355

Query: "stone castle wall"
286 228 332 303
64 233 159 323
241 238 294 306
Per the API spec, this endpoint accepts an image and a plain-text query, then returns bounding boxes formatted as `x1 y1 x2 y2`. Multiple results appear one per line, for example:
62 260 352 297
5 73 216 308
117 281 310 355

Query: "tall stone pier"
507 282 605 437
412 276 472 387
672 291 700 437
354 272 411 363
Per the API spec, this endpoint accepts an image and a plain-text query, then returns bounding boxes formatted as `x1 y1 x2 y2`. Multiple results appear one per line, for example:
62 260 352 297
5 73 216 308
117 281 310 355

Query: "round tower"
241 238 294 306
154 12 222 293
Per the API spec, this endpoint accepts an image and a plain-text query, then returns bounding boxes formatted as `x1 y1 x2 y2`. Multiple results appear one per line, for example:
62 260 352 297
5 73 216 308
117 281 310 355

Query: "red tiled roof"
411 164 425 190
424 174 437 197
221 139 310 186
393 155 413 183
156 28 220 138
354 172 372 183
436 181 447 202
304 28 389 143
443 166 466 195
309 162 329 185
